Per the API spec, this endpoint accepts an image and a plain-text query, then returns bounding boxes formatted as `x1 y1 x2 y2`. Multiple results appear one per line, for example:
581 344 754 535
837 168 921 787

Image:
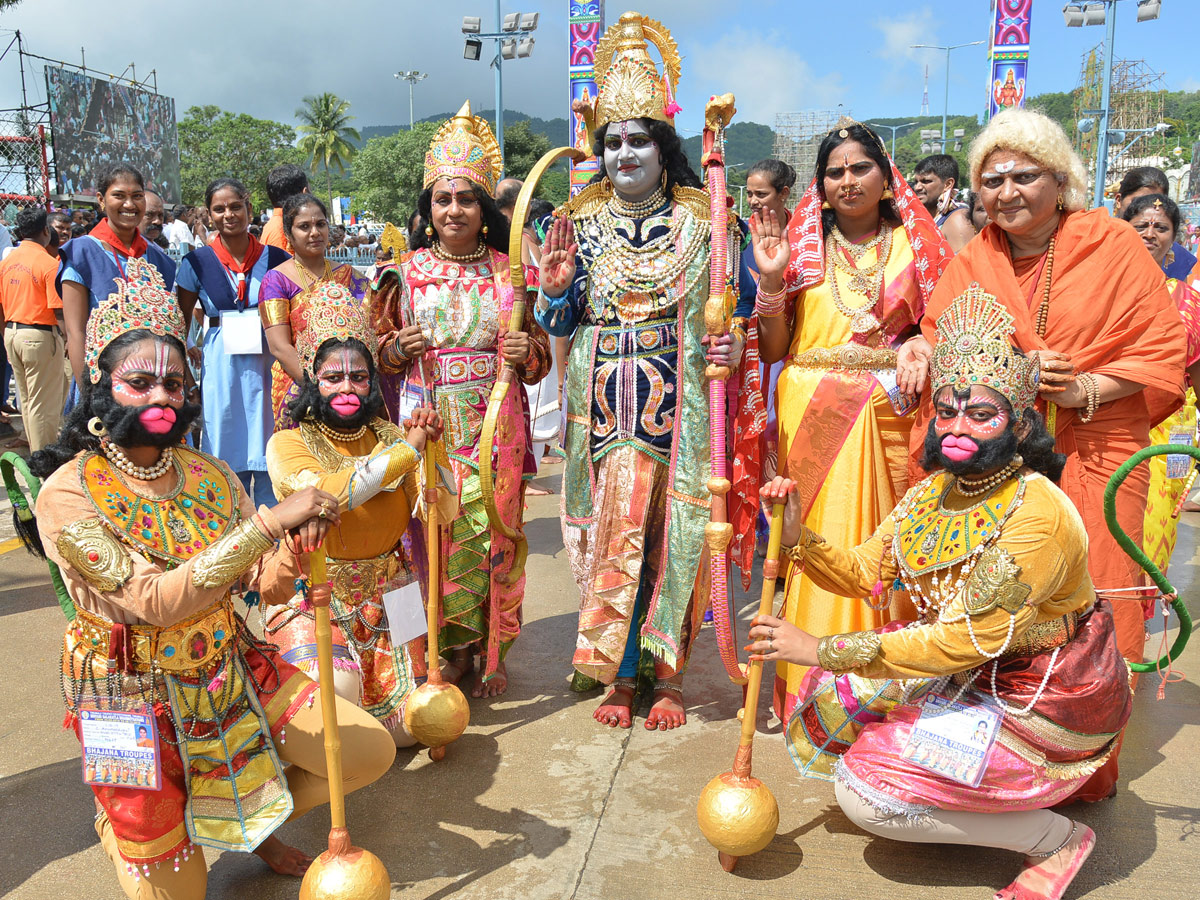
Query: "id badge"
873 369 918 417
902 691 1003 787
382 580 427 648
221 309 264 355
78 697 162 791
1166 428 1195 479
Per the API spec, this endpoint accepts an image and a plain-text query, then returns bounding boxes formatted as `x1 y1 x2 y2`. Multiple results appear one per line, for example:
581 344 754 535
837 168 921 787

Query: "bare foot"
994 823 1095 900
472 660 508 698
645 688 686 730
254 835 313 876
526 483 554 496
593 683 634 728
440 648 473 686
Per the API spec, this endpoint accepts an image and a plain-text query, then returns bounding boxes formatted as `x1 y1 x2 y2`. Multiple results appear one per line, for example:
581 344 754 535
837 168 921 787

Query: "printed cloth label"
78 697 161 791
903 690 1003 787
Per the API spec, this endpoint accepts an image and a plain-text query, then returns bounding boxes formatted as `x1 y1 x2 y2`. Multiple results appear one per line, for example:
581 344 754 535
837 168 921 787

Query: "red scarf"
91 218 148 259
211 232 265 305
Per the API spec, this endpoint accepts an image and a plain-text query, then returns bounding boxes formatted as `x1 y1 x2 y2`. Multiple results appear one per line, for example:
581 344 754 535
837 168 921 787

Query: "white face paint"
602 119 663 202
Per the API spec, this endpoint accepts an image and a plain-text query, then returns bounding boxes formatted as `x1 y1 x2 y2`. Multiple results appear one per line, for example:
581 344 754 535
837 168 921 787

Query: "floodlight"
462 16 481 33
953 128 965 138
517 37 535 58
1154 121 1171 134
1062 4 1084 27
921 143 931 153
501 38 517 60
464 38 483 61
520 12 539 31
503 12 520 31
1109 129 1126 143
1077 117 1095 133
1082 2 1106 25
1136 0 1162 22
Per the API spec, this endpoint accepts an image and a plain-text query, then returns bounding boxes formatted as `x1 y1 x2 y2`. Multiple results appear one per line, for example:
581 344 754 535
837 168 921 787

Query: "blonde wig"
968 108 1088 211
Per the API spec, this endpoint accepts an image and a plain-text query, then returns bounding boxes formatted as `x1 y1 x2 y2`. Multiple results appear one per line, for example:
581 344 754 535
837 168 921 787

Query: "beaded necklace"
826 224 892 335
431 239 487 263
316 420 368 442
608 186 667 219
101 440 174 481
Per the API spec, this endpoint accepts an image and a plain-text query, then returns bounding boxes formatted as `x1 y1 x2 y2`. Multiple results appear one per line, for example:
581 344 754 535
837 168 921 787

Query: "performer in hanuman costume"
748 285 1133 900
537 11 754 730
266 283 451 747
26 258 395 899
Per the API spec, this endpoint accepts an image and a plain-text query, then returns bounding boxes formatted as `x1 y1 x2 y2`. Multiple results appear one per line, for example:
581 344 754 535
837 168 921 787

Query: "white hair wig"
968 108 1088 211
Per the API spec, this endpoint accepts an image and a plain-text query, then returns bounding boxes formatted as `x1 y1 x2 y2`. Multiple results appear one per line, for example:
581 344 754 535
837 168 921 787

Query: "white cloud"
1179 77 1200 93
684 29 846 126
874 8 937 63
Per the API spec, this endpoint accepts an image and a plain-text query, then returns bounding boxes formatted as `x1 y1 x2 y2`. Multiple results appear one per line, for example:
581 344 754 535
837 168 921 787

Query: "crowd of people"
2 9 1198 900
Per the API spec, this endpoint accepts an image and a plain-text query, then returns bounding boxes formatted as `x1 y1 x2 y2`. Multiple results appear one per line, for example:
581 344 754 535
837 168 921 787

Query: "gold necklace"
953 460 1021 497
609 186 668 218
294 258 332 291
825 224 892 335
316 420 369 442
431 239 487 263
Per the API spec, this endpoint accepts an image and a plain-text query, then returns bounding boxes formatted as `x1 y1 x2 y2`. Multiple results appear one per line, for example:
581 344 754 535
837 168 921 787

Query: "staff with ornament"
535 11 756 731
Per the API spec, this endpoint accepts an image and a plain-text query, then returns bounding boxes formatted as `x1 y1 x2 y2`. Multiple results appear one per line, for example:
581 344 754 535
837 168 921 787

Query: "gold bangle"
816 630 882 673
191 518 276 589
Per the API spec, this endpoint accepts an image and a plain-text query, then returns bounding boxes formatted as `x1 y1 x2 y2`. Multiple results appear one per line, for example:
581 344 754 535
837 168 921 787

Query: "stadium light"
501 39 517 60
464 38 482 61
519 12 539 31
1136 0 1162 21
462 16 481 33
393 70 428 129
1063 4 1085 26
503 12 520 31
517 37 535 58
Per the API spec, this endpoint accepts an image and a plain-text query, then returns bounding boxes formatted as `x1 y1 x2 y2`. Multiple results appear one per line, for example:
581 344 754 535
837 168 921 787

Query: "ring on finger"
768 638 774 652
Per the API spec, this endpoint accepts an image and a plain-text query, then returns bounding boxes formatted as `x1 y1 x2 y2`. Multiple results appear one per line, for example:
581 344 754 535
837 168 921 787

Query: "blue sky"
1 1 1195 138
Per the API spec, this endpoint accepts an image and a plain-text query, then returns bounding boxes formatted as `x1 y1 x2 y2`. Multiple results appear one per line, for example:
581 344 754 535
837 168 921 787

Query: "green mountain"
358 110 570 147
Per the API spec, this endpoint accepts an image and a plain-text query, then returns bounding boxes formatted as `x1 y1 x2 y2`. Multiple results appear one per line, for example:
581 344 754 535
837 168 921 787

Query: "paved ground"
2 460 1197 899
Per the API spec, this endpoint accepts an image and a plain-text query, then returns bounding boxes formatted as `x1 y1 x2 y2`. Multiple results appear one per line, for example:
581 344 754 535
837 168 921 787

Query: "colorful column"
569 0 603 195
987 0 1032 120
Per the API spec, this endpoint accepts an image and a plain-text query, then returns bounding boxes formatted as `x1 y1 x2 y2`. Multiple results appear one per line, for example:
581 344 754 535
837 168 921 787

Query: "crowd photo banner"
987 0 1033 120
568 0 604 194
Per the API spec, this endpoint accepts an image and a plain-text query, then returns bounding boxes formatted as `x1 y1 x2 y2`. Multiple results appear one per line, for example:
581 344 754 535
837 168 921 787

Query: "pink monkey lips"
330 393 362 416
139 406 177 434
941 434 979 463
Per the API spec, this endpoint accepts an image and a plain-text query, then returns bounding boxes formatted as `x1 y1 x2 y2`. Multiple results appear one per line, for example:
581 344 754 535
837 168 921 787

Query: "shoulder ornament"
964 546 1032 615
58 519 132 592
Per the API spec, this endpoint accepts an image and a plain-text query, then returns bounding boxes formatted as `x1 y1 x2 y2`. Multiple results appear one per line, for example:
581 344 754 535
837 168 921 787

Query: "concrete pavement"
2 460 1197 899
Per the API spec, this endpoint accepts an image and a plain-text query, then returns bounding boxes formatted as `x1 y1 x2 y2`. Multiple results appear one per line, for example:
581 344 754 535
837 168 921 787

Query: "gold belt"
68 600 236 674
327 553 400 604
1002 611 1080 659
789 345 898 371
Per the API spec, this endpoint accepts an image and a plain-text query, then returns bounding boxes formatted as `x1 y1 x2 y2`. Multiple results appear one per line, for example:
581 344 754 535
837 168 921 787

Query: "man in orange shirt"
0 208 67 450
260 163 309 253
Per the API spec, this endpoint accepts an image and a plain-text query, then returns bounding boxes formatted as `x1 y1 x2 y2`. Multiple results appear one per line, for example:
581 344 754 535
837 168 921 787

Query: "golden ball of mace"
300 842 390 900
404 681 470 749
697 771 779 858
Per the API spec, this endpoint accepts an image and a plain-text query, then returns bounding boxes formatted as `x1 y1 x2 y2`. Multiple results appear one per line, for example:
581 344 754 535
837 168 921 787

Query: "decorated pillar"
987 0 1032 120
568 1 604 194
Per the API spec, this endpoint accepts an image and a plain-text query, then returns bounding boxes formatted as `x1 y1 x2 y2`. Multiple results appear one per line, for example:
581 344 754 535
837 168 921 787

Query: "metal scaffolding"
772 109 845 182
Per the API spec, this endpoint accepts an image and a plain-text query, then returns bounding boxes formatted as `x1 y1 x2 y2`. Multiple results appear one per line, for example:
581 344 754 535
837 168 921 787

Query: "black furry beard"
921 421 1019 477
315 388 383 431
92 392 200 449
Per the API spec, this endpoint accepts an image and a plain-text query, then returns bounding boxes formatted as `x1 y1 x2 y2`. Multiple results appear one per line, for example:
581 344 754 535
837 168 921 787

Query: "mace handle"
309 548 346 832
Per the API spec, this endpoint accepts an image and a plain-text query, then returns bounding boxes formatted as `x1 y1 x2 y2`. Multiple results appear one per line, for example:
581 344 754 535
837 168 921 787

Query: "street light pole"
911 42 986 147
461 7 538 178
393 71 428 130
1093 8 1118 207
494 0 504 162
867 121 917 157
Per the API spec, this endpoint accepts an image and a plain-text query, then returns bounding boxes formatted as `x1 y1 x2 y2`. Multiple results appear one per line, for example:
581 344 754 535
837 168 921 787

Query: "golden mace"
696 501 784 872
299 548 391 900
402 440 470 760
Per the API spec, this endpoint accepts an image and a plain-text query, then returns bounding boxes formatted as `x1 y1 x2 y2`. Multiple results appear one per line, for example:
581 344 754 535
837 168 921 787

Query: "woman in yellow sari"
259 193 368 430
737 121 951 719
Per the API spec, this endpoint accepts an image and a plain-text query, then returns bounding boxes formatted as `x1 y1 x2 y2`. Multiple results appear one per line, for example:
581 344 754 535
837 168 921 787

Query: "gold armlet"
964 547 1032 615
57 519 132 592
276 470 321 499
816 630 882 673
259 298 291 327
191 518 275 589
783 526 825 564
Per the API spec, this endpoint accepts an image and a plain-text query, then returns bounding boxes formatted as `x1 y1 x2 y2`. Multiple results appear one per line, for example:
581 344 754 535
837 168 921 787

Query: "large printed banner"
45 66 181 203
987 0 1032 120
569 0 603 195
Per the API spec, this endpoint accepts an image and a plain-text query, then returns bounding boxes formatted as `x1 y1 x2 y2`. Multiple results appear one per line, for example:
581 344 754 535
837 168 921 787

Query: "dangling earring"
821 200 832 210
88 417 107 437
1056 195 1064 211
481 224 489 236
881 188 894 200
425 224 434 237
660 169 668 192
1165 249 1176 266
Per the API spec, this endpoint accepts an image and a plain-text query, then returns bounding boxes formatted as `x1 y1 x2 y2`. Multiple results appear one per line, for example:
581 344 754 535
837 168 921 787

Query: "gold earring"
1056 195 1064 211
881 188 894 200
1165 249 1176 266
425 224 434 237
481 224 489 236
821 200 832 210
88 416 107 437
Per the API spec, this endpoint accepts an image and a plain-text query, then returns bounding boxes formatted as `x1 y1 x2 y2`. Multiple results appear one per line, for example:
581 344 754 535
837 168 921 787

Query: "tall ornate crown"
580 11 682 133
423 100 503 195
297 282 378 375
931 284 1040 416
85 257 187 384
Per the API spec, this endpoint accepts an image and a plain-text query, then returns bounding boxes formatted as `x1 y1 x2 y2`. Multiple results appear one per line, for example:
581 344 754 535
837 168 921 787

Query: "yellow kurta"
774 225 916 716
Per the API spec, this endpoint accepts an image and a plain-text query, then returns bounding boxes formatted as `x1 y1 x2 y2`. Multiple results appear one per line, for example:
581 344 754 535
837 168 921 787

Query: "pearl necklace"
608 186 667 218
431 239 487 263
316 421 368 442
953 459 1021 498
101 440 174 481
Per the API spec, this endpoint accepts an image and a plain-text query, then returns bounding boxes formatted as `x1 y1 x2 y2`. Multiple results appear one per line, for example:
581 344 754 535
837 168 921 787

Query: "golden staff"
403 440 470 760
478 146 586 584
697 501 784 872
299 548 391 900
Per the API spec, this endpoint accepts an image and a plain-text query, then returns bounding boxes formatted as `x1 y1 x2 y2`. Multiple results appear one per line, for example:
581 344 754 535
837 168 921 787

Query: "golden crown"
931 283 1040 417
581 11 682 134
423 100 503 195
297 282 378 375
85 257 187 384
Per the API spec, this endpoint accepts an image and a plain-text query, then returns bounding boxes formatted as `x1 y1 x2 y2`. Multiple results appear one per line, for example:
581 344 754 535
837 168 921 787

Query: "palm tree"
295 93 360 208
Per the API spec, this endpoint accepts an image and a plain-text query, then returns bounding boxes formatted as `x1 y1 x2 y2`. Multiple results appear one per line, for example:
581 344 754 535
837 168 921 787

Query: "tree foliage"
351 122 439 224
296 93 360 208
177 105 301 209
